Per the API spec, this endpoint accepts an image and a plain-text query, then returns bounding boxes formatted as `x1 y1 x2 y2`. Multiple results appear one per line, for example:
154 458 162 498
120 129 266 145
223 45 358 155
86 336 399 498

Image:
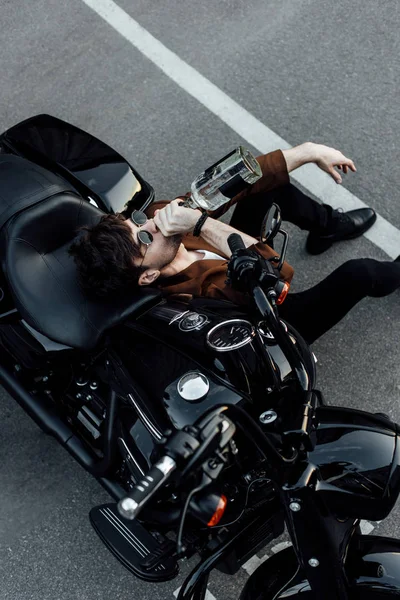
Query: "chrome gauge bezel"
206 319 256 352
178 312 209 331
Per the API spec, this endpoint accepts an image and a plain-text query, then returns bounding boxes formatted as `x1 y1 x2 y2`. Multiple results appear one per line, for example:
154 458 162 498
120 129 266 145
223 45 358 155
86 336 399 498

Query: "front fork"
281 462 358 599
176 505 284 600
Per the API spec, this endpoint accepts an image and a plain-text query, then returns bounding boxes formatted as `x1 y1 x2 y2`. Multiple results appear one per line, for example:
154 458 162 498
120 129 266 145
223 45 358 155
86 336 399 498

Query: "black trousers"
230 184 400 344
279 259 400 344
229 182 330 236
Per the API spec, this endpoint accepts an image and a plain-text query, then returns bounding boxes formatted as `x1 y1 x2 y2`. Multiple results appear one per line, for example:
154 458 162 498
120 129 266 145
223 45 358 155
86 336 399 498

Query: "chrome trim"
117 437 145 477
157 455 176 476
178 312 209 331
149 304 184 322
206 319 255 352
101 507 151 559
127 393 163 441
76 378 88 387
258 319 288 339
177 371 210 401
77 411 100 439
169 310 190 325
81 405 102 427
117 497 139 521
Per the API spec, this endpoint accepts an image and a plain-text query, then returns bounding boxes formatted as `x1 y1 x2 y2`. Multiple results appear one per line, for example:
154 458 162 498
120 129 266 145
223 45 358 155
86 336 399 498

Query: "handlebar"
118 409 236 522
253 284 310 392
227 232 246 254
227 232 311 393
117 402 301 524
118 455 176 520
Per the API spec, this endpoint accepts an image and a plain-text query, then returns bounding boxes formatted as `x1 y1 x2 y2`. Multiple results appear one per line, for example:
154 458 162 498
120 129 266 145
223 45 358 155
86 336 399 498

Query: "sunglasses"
130 210 153 268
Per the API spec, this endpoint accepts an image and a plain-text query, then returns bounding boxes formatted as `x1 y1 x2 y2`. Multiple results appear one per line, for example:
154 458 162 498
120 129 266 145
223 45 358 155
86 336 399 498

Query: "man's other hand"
312 143 357 184
282 142 356 184
153 199 201 236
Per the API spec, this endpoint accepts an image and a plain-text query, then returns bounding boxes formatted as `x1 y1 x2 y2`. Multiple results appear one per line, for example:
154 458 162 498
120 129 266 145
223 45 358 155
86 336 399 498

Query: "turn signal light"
207 495 228 527
276 282 290 305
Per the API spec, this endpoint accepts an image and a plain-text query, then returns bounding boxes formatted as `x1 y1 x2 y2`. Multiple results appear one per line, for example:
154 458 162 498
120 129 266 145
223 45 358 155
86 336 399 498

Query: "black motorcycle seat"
0 153 73 229
0 193 162 350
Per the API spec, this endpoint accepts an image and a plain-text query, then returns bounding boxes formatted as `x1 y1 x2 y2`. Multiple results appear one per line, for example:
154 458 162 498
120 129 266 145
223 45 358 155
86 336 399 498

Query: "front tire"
239 547 307 600
239 545 400 599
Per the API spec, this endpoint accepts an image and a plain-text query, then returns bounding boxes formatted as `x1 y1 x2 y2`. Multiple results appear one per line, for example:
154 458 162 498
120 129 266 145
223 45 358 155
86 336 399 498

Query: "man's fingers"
153 212 163 233
332 157 356 177
153 211 169 236
338 160 356 174
329 167 342 184
317 147 356 181
338 157 357 172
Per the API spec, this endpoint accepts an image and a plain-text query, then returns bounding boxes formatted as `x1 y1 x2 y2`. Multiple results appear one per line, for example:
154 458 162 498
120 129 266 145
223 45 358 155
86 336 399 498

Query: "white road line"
271 541 293 554
174 587 217 600
360 520 376 535
242 553 269 575
82 0 400 259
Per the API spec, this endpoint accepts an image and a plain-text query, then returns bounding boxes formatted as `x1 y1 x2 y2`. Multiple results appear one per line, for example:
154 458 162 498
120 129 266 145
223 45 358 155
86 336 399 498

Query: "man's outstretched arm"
209 142 357 220
282 142 356 184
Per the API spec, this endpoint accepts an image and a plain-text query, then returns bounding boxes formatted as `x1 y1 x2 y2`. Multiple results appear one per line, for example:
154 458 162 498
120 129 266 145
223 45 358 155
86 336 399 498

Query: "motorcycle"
0 114 400 599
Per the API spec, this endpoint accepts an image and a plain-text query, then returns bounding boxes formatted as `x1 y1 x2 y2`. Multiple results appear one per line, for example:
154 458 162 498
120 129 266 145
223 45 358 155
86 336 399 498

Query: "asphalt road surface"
0 1 399 599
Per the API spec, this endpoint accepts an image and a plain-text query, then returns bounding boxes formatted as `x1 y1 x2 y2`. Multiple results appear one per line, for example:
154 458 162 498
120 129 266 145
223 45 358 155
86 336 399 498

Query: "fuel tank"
122 298 315 432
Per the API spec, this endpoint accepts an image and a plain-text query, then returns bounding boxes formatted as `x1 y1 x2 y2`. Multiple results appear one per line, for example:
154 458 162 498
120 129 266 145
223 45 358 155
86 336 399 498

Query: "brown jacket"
146 149 293 304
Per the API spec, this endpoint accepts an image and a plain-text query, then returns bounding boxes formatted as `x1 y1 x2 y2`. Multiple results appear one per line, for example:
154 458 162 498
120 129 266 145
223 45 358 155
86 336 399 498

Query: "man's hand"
312 143 356 184
153 199 201 236
282 142 356 184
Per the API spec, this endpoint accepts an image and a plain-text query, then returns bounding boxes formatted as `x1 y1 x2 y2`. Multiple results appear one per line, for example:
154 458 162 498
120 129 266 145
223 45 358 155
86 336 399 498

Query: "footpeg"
90 503 179 582
140 539 176 571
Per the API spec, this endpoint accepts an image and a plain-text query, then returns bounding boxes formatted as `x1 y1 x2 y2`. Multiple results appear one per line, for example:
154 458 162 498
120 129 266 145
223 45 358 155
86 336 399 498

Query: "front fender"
239 547 305 600
348 535 400 595
240 536 400 599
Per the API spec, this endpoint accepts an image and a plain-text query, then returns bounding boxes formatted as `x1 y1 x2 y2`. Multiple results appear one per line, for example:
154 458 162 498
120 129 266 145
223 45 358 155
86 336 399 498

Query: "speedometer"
206 319 255 352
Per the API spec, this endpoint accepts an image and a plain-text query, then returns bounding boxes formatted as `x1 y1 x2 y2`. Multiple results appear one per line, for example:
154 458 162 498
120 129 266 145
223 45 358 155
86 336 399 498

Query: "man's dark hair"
69 213 143 298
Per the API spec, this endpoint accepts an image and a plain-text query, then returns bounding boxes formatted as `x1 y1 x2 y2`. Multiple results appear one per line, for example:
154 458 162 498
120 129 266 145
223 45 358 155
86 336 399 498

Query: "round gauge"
206 319 255 352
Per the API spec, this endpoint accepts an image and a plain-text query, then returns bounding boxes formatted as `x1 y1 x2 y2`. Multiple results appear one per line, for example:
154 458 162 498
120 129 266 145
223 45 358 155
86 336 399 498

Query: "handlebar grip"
117 455 176 520
228 233 246 254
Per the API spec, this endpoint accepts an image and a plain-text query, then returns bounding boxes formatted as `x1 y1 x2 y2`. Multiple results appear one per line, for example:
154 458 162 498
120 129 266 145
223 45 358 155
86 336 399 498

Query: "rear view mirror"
260 203 282 244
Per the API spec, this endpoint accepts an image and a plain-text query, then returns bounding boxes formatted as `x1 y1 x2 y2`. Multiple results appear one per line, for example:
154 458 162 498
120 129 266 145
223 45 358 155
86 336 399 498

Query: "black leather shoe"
306 207 377 255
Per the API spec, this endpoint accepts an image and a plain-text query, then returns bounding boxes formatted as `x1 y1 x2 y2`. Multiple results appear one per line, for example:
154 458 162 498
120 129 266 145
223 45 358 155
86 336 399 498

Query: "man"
70 142 400 344
201 142 377 256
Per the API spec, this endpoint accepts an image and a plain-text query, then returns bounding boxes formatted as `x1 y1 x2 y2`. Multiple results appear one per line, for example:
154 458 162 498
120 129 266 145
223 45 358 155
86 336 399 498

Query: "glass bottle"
182 146 262 211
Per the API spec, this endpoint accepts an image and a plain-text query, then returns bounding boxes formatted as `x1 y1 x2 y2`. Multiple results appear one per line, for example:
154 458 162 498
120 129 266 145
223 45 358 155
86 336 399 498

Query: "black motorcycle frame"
0 114 400 599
